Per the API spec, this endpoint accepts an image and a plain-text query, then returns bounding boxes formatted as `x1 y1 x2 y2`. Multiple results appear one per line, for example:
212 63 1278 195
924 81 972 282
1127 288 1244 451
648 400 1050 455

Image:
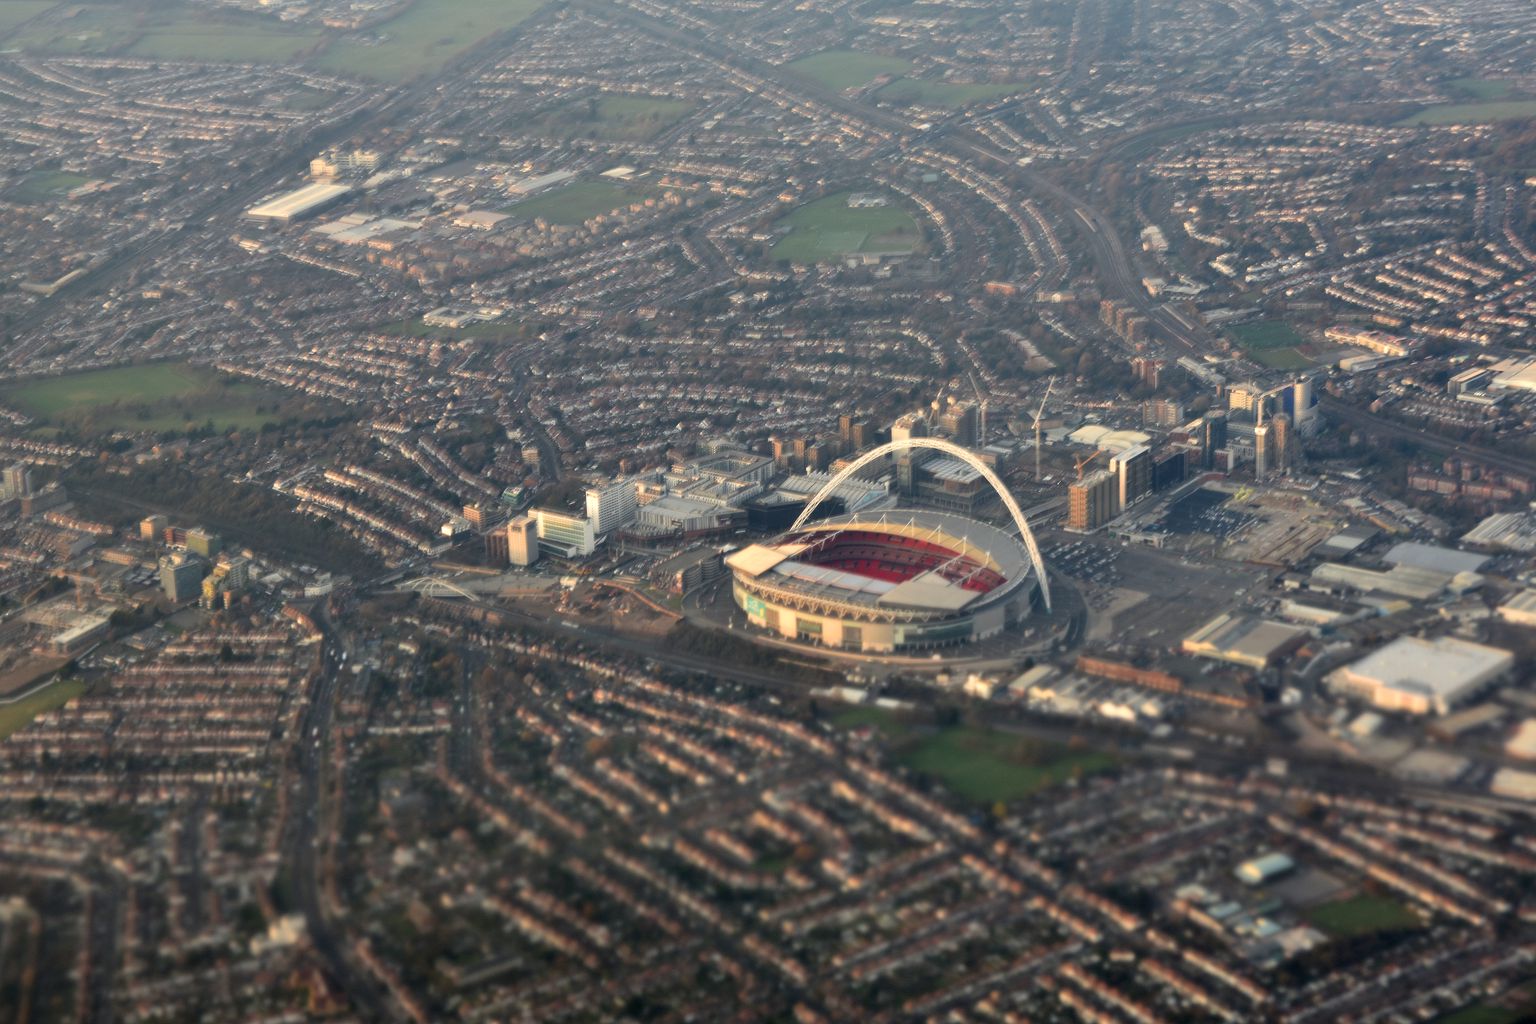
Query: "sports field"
834 707 1113 804
504 181 641 225
1230 320 1311 369
7 3 319 61
3 362 294 434
771 190 920 264
900 726 1114 803
316 0 544 81
879 77 1027 107
1305 894 1419 938
1401 99 1536 125
786 49 910 91
0 678 84 742
12 171 90 204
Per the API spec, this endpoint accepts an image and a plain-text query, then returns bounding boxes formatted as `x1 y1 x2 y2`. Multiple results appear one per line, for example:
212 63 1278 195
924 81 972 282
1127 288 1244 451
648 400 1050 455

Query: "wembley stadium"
725 509 1041 653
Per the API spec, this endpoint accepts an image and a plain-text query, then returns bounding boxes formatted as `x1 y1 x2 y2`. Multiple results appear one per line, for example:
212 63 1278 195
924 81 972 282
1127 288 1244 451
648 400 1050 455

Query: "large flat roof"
1336 636 1512 698
246 181 352 221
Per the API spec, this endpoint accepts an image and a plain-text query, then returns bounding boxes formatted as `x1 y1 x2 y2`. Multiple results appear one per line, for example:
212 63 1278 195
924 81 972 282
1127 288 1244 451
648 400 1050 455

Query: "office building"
159 553 205 604
1141 398 1185 428
937 398 979 447
186 528 222 559
507 515 539 566
1271 413 1292 473
1201 411 1228 470
463 503 504 532
1253 423 1271 480
1109 445 1152 511
586 481 638 535
201 555 250 609
2 462 32 500
1068 469 1117 532
1153 449 1187 491
139 514 168 544
535 508 596 557
890 412 929 496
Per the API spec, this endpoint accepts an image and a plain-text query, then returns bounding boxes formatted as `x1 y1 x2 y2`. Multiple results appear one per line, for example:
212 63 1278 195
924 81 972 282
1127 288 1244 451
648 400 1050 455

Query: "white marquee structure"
789 436 1051 612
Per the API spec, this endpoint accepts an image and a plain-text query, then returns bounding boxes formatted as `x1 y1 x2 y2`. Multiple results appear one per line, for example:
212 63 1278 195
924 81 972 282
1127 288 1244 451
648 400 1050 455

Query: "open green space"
1229 319 1305 350
503 180 642 226
786 49 910 91
1401 99 1536 125
11 170 90 204
1435 1007 1524 1024
1252 347 1312 370
2 362 295 435
771 190 920 264
832 707 1113 804
127 22 322 63
586 95 692 140
1448 77 1514 101
0 677 84 742
1305 894 1420 938
316 0 544 81
878 77 1027 107
0 1 56 35
900 726 1115 804
8 3 318 60
1229 321 1312 369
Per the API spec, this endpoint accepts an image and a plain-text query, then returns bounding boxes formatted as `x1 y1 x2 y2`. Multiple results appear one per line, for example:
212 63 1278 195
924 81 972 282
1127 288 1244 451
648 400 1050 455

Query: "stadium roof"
732 509 1030 613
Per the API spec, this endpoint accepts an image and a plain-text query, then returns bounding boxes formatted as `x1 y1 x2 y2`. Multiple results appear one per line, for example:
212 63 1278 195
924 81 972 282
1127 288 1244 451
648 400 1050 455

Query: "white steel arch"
789 437 1052 612
398 576 480 601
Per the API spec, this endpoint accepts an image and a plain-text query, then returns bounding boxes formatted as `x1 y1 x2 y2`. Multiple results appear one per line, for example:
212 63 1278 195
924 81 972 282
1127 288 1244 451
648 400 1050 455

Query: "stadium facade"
726 509 1040 653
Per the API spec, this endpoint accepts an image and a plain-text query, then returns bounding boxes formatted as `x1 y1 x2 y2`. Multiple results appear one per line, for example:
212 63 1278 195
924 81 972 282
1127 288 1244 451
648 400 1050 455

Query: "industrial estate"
1 0 1536 1021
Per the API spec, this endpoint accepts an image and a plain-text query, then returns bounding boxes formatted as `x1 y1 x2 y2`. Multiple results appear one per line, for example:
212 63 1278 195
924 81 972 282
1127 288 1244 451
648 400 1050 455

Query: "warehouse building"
1328 636 1513 715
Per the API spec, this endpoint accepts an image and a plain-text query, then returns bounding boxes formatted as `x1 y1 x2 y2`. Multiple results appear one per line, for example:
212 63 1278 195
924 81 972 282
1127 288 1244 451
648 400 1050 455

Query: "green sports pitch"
771 191 920 264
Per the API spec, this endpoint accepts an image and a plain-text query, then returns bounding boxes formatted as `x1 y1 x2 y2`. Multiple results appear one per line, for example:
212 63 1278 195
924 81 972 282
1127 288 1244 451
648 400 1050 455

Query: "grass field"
7 3 319 61
3 362 293 434
504 180 640 225
0 678 84 742
900 726 1114 803
786 49 910 91
878 77 1026 107
0 1 55 35
1448 77 1514 101
127 21 322 63
772 190 920 264
1229 320 1312 368
1306 895 1420 938
316 0 544 81
5 3 129 53
833 708 1113 804
1401 99 1536 125
586 95 691 140
12 170 90 204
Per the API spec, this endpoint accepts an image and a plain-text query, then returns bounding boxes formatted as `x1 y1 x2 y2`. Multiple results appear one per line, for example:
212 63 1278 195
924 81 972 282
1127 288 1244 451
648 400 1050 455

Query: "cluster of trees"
65 461 379 573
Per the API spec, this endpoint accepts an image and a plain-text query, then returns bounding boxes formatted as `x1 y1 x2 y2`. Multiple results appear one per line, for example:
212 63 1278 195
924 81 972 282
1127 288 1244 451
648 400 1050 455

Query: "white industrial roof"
246 181 352 220
1382 542 1488 575
1338 636 1512 699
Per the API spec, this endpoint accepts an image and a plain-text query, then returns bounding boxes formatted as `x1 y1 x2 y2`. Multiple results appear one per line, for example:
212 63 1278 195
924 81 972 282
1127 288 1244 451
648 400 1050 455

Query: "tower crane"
1074 448 1105 481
